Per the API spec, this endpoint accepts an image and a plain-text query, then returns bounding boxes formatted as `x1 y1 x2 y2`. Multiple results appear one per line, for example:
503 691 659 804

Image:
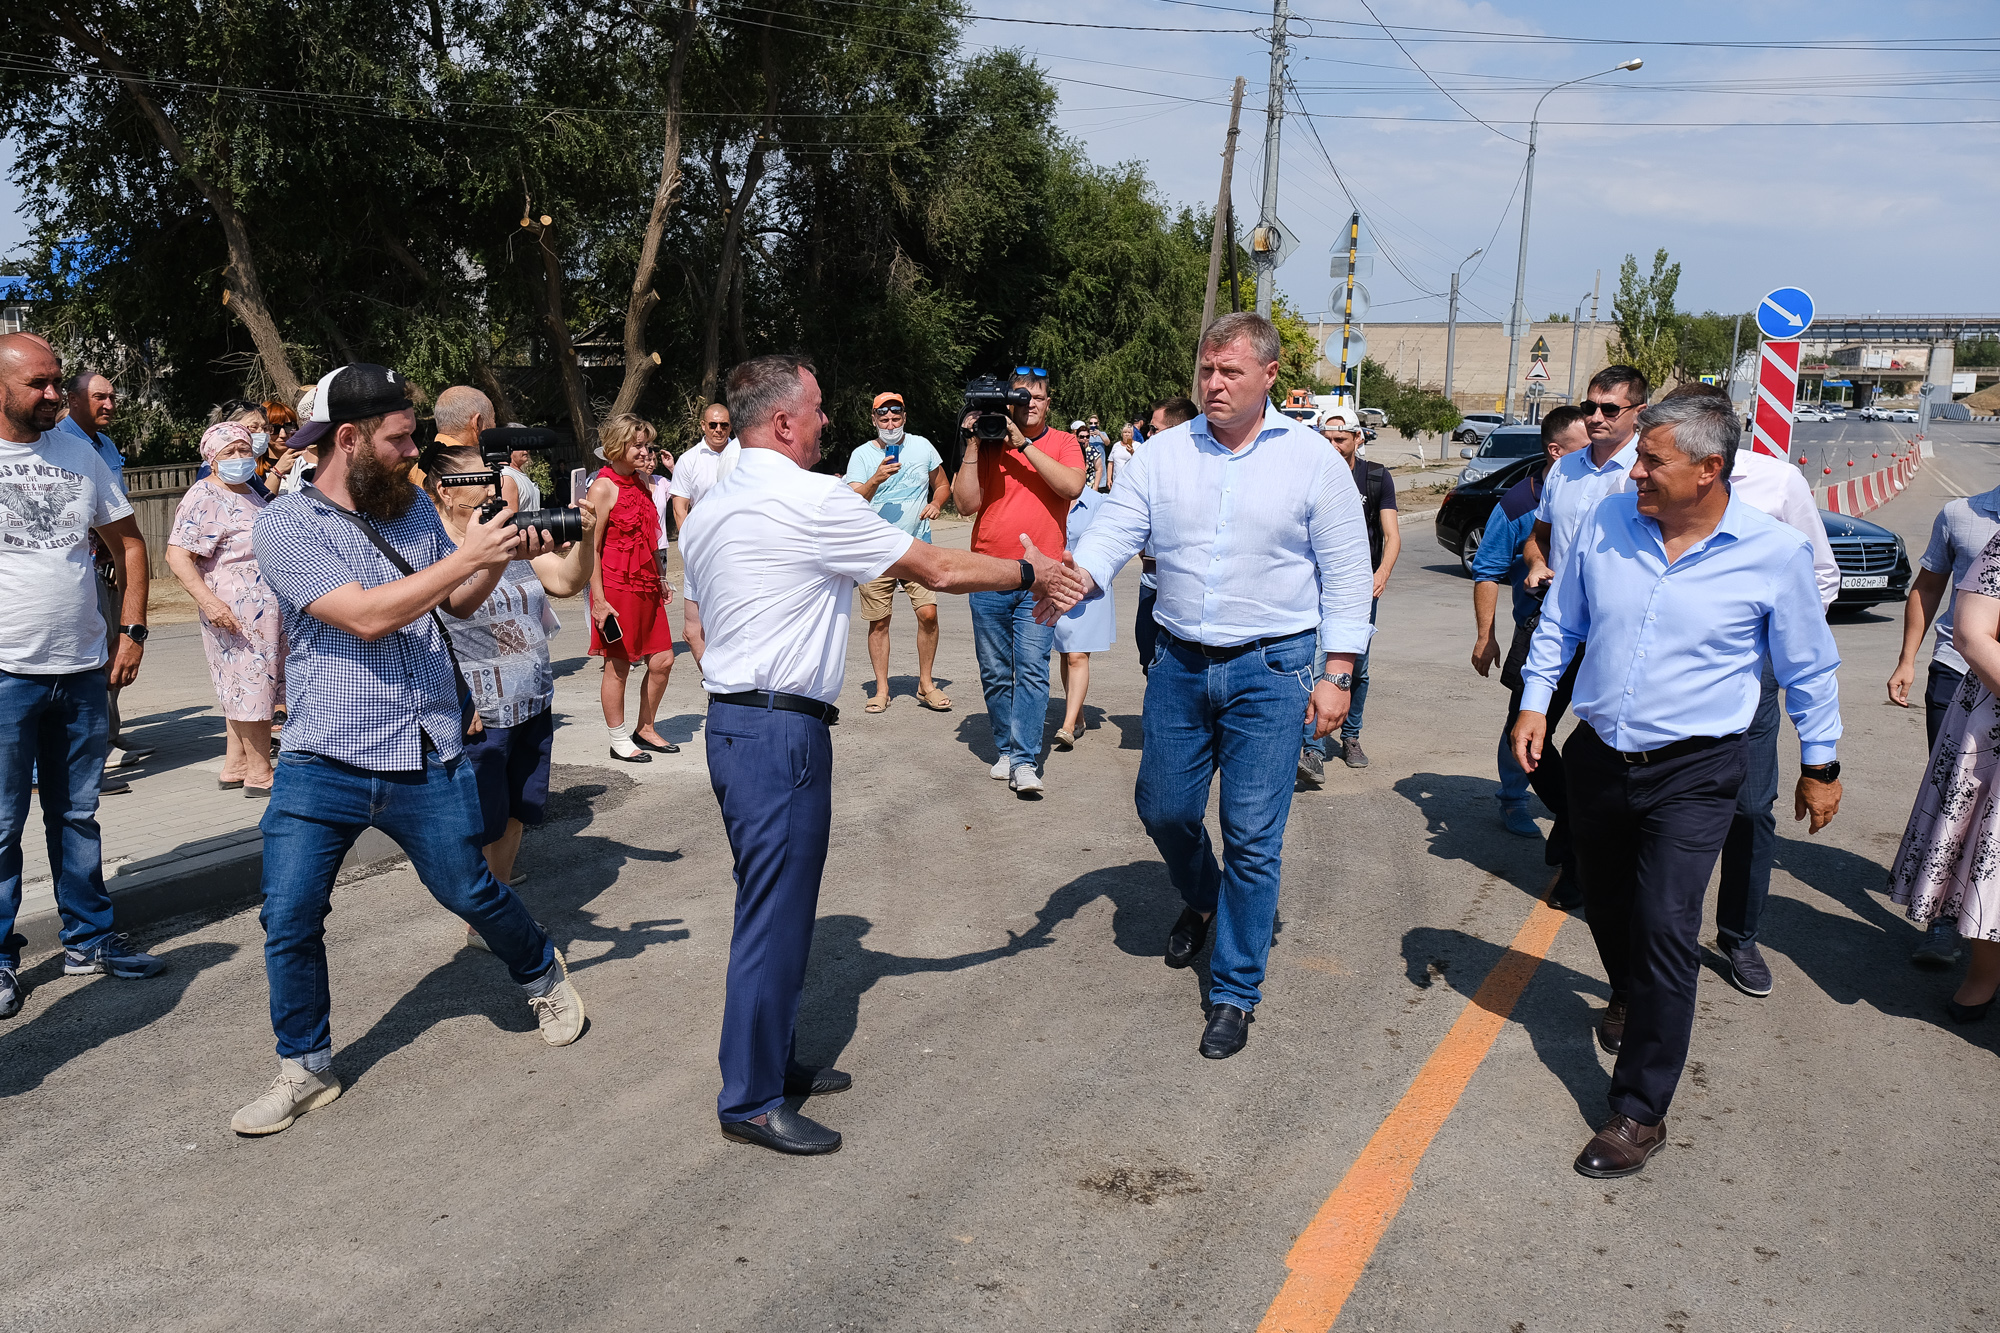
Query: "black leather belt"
1165 628 1312 661
1615 733 1741 765
710 689 840 726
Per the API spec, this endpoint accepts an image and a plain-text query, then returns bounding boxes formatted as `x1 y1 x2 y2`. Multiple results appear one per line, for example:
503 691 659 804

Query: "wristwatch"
1800 760 1841 783
1017 559 1035 591
119 624 149 645
1327 671 1354 691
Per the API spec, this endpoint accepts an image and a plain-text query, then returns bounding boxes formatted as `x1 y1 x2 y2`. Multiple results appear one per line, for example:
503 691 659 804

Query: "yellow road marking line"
1257 896 1570 1333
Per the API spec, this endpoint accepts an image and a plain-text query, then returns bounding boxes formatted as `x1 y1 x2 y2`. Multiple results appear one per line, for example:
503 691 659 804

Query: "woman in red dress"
586 413 678 762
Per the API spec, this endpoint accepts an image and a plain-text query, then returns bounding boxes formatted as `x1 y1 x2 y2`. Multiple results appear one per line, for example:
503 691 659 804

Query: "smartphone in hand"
885 442 902 463
601 610 624 646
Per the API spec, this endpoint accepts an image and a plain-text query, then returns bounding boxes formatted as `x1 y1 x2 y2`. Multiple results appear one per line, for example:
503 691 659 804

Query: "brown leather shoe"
1574 1113 1667 1178
1597 995 1628 1054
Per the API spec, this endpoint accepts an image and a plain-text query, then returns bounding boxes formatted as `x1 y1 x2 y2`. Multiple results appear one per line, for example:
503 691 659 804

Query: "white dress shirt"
1537 435 1639 572
669 438 742 507
681 448 914 704
1069 403 1374 652
1731 448 1839 608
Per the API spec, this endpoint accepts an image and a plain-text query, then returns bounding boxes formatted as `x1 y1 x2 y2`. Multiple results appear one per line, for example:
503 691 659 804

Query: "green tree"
1357 357 1460 439
1677 311 1751 381
1607 248 1681 392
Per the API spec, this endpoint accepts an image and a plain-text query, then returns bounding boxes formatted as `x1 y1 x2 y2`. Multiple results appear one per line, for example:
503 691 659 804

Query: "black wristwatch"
119 624 149 644
1017 559 1035 591
1800 760 1841 783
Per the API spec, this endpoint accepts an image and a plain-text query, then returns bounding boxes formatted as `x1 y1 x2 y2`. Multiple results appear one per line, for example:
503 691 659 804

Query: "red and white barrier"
1816 444 1921 517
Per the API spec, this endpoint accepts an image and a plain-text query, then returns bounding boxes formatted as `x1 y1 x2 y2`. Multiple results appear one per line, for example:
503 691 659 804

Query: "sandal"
865 694 891 714
916 685 952 712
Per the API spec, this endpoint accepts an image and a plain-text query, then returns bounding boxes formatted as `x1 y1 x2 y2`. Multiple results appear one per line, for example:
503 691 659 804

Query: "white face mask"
217 456 259 483
250 432 270 456
877 425 904 446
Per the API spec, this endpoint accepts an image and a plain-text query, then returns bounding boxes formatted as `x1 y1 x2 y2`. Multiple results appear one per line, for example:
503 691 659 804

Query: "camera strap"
304 484 479 734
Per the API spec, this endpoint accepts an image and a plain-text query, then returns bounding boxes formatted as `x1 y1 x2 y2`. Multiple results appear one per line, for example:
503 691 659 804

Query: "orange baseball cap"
872 391 905 410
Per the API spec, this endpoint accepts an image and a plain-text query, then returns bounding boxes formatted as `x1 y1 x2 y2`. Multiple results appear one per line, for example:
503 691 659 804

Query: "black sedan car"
1435 453 1539 571
1435 460 1915 613
1823 509 1913 611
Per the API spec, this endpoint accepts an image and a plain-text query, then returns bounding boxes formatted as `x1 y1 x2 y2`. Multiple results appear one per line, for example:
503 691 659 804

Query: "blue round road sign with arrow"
1757 286 1814 340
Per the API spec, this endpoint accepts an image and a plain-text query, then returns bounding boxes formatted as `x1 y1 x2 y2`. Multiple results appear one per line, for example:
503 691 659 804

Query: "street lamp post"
1502 58 1642 423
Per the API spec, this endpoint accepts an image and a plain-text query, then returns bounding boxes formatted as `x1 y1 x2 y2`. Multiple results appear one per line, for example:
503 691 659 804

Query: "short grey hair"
726 353 816 435
433 385 494 436
1635 395 1740 477
1198 311 1281 366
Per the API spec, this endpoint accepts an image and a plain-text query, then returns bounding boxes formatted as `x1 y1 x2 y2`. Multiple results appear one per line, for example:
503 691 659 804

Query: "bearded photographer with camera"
951 367 1086 793
234 364 587 1137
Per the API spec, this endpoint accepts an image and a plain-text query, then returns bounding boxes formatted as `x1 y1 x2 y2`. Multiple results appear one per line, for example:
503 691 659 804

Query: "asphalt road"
4 436 1998 1332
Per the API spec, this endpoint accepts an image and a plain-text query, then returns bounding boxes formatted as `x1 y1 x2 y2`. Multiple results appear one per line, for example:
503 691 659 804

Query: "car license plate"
1842 575 1888 590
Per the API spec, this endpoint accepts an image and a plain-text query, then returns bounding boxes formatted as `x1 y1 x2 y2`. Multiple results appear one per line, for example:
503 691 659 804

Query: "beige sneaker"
232 1058 342 1135
530 950 586 1046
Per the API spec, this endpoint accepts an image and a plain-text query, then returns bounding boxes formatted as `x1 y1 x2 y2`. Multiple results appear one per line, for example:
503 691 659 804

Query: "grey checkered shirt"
251 491 465 769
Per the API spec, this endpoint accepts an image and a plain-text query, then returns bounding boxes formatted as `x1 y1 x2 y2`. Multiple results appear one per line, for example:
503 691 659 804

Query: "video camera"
436 426 583 545
961 375 1033 444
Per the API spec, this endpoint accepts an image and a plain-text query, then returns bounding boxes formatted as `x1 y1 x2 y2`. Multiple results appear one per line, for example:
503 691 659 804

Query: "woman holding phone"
585 413 677 762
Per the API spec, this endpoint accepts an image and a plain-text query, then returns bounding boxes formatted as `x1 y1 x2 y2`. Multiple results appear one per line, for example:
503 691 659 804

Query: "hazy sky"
3 1 1993 329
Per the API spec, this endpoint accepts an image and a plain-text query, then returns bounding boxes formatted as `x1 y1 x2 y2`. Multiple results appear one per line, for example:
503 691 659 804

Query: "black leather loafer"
1199 1003 1252 1059
784 1061 853 1096
720 1105 842 1155
1573 1113 1666 1178
1165 907 1211 969
607 747 653 764
634 736 680 754
1597 995 1628 1054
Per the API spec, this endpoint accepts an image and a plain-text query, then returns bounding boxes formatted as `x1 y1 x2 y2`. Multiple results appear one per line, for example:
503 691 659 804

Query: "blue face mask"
217 456 259 484
250 432 270 457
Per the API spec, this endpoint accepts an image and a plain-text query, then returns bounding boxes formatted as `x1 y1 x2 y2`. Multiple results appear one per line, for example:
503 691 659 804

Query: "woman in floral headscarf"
165 422 285 795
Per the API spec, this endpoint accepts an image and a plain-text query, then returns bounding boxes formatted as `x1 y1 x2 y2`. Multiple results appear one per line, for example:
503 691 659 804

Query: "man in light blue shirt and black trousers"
1513 394 1844 1179
1067 312 1375 1060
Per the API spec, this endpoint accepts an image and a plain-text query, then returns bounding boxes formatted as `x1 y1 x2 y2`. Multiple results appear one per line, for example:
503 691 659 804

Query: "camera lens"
511 508 583 545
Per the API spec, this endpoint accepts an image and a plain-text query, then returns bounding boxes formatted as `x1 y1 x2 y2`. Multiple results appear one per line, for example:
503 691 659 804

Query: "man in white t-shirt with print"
0 333 161 1020
843 391 951 712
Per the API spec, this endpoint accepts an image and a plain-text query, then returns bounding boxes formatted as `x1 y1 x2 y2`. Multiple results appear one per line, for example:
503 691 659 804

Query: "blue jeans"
258 749 555 1060
1304 597 1376 757
1139 628 1315 1012
1715 660 1781 951
0 669 112 970
1497 716 1533 808
968 589 1055 770
706 701 833 1122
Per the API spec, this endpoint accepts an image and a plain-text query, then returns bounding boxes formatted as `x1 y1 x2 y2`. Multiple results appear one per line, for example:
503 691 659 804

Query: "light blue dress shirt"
1069 404 1374 652
50 414 126 493
1521 493 1843 764
1536 436 1637 572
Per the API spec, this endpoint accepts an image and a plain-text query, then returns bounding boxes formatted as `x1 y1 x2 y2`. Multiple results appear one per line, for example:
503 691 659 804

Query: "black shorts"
461 708 556 844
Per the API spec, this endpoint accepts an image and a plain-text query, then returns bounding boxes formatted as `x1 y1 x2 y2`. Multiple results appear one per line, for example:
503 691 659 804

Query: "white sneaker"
530 950 586 1046
232 1058 342 1135
1009 765 1044 794
990 756 1013 780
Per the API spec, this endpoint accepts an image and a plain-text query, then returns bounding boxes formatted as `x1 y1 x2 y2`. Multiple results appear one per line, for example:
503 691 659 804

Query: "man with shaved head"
432 384 534 511
0 332 161 1021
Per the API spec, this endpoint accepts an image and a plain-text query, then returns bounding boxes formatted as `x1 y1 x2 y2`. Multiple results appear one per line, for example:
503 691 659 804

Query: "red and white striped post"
1751 339 1799 460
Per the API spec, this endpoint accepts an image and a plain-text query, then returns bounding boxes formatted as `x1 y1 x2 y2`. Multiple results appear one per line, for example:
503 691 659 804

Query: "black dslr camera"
961 375 1032 445
436 426 583 545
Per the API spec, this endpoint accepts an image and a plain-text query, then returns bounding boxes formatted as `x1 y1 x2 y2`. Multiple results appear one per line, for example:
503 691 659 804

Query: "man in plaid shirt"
231 364 587 1137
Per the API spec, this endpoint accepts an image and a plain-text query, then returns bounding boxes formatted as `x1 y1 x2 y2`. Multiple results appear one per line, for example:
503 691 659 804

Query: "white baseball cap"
1321 406 1361 430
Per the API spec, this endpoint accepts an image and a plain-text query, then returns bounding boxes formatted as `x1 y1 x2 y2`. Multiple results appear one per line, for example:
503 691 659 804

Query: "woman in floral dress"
165 422 284 795
1888 529 2000 1022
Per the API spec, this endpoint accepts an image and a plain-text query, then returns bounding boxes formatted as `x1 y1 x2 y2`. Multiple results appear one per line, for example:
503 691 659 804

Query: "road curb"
14 827 409 956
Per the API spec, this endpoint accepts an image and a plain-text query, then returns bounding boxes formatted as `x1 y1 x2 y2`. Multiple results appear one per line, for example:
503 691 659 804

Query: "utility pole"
1196 77 1248 393
1252 0 1289 318
1226 206 1241 312
1727 309 1745 415
1566 284 1592 405
1334 211 1360 404
1584 268 1600 393
1442 247 1480 410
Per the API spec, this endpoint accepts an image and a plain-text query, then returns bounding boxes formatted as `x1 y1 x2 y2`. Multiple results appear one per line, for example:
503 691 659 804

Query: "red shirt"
970 428 1085 559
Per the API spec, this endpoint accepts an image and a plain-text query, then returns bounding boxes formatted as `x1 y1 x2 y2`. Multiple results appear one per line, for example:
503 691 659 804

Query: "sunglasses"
872 406 905 417
1580 400 1635 418
1012 366 1048 379
703 420 731 430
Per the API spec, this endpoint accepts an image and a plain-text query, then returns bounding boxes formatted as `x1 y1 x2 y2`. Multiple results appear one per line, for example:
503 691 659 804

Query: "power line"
1347 0 1524 144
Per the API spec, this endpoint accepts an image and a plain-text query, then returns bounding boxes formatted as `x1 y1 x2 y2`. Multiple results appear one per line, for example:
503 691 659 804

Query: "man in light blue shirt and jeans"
1066 313 1374 1061
1514 394 1843 1179
844 391 950 712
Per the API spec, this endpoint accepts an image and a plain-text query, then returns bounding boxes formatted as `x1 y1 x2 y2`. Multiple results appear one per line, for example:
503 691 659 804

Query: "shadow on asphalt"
1393 771 1554 899
1399 925 1609 1121
0 941 239 1097
1765 835 1998 1052
796 860 1198 1066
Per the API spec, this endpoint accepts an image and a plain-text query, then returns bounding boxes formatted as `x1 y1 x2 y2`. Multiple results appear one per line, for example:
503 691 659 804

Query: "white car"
1794 405 1831 422
1888 407 1920 424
